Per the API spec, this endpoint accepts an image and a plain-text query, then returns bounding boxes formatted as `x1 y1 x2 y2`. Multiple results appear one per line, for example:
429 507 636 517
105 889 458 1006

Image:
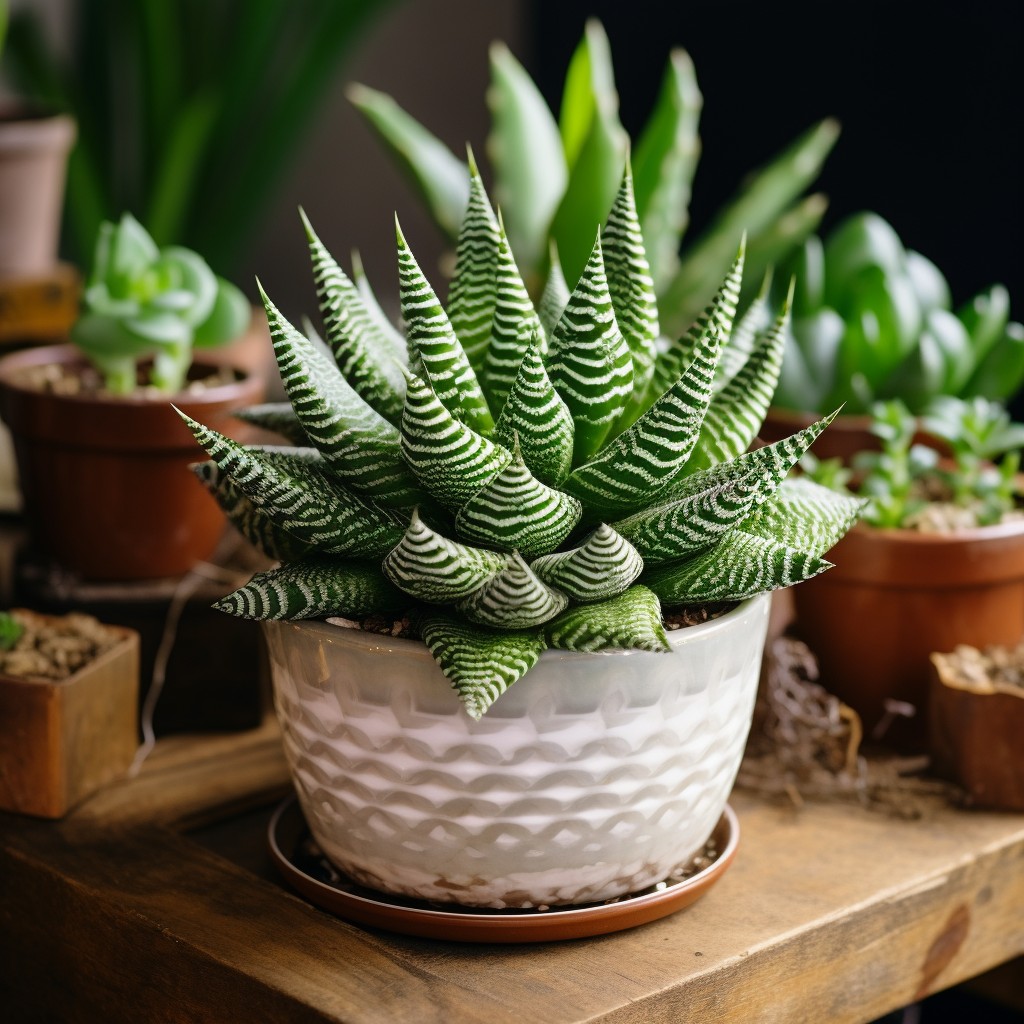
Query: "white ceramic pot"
263 593 769 908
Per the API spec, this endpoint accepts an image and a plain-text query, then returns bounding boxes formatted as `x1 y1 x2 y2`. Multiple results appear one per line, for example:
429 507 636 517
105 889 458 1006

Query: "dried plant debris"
738 636 964 818
0 609 121 682
936 641 1024 691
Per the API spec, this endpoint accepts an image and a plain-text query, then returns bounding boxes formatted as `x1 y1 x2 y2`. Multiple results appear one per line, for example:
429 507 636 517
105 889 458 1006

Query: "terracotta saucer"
268 797 739 943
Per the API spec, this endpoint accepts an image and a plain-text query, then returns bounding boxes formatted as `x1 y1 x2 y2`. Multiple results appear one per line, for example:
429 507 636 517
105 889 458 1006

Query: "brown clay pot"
928 650 1024 811
0 345 264 581
791 521 1024 750
0 111 76 278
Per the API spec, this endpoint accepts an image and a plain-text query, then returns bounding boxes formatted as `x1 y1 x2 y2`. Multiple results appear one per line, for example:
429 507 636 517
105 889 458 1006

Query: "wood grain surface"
1 718 1021 1023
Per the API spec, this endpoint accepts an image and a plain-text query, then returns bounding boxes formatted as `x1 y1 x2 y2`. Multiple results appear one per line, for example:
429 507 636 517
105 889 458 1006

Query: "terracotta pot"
928 650 1024 811
263 594 770 909
0 111 76 278
0 344 264 581
792 521 1024 750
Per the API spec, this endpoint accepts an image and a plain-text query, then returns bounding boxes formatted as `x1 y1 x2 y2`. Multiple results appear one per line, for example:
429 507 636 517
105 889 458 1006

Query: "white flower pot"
263 593 769 908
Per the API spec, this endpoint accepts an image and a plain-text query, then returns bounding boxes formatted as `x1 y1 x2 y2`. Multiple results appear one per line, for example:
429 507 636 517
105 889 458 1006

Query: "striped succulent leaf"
741 476 864 557
401 370 511 511
544 585 669 653
454 443 582 558
382 509 507 603
445 150 502 373
491 338 575 487
481 216 544 414
261 283 423 508
457 552 569 629
560 319 721 518
350 249 408 363
417 610 547 720
684 290 792 474
179 411 404 558
646 239 745 406
538 241 570 339
302 210 406 422
396 217 493 435
641 530 832 604
530 523 643 602
232 402 309 446
546 232 634 465
715 268 774 388
192 457 314 563
602 161 659 424
216 557 405 620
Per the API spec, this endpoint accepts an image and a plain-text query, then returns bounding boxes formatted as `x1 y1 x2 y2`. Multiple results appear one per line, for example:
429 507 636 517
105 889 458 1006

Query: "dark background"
529 0 1022 312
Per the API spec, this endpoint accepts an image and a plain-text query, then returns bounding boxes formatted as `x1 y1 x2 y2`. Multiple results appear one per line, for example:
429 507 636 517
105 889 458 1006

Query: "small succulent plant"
349 19 837 338
773 212 1024 415
805 396 1024 530
71 213 250 394
184 161 860 718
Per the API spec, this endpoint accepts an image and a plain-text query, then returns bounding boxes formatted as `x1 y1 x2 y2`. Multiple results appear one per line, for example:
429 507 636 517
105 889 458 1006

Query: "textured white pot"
264 593 769 909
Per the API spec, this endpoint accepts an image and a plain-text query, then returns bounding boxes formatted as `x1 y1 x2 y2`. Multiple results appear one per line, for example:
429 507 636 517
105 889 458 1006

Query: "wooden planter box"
0 621 139 817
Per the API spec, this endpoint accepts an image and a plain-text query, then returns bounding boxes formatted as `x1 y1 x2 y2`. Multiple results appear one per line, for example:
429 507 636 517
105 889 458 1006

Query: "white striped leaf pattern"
544 585 669 653
491 339 574 487
715 268 774 389
445 150 502 374
350 248 408 363
454 445 582 558
602 162 659 426
684 293 791 474
481 217 544 414
261 283 422 508
530 523 643 602
537 240 569 340
417 609 547 719
396 218 494 435
179 412 404 558
382 509 506 603
456 552 569 629
560 318 722 517
216 557 405 620
233 402 309 446
400 370 511 511
545 232 634 466
303 210 406 422
641 530 832 603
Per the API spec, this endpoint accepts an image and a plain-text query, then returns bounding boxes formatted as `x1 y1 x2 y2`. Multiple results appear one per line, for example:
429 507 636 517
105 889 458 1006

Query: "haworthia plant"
348 18 837 335
187 160 857 719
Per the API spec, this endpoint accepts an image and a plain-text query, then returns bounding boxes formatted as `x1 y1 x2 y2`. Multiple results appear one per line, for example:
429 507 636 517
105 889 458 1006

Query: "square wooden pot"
0 622 139 817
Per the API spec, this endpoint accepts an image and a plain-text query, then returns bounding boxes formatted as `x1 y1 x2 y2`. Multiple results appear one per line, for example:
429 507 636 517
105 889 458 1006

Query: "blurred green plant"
71 213 249 393
0 611 23 652
349 18 837 335
806 396 1024 529
773 212 1024 415
4 0 397 273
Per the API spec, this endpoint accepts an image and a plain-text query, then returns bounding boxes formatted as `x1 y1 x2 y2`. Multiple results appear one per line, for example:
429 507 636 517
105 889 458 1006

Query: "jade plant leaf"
544 585 669 653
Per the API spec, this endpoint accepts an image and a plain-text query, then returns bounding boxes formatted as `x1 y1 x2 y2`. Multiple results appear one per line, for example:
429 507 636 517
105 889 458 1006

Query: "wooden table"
1 717 1022 1023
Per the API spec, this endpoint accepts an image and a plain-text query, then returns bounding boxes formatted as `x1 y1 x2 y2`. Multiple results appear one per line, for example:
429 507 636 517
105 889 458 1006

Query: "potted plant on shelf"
185 156 859 912
794 396 1024 750
0 213 264 581
349 17 837 337
759 211 1023 461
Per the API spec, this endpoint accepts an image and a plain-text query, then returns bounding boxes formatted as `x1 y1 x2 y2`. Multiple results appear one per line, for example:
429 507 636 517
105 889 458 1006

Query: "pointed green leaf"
233 402 309 446
530 523 643 602
351 248 408 363
417 609 547 720
455 444 582 558
215 557 405 620
400 370 511 512
544 585 669 653
715 269 774 388
491 339 575 488
445 152 502 374
457 552 568 629
558 19 617 172
538 241 570 340
546 233 633 465
347 83 469 240
396 219 494 435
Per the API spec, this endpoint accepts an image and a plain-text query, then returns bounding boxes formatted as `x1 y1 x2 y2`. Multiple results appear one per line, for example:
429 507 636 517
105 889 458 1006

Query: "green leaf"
193 277 250 348
530 524 643 602
417 610 547 720
215 557 405 620
544 585 669 654
958 284 1011 368
962 322 1024 402
716 269 774 388
233 403 309 447
456 552 568 629
347 82 469 240
632 48 702 291
487 43 567 278
537 242 570 340
823 212 907 310
558 19 617 171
